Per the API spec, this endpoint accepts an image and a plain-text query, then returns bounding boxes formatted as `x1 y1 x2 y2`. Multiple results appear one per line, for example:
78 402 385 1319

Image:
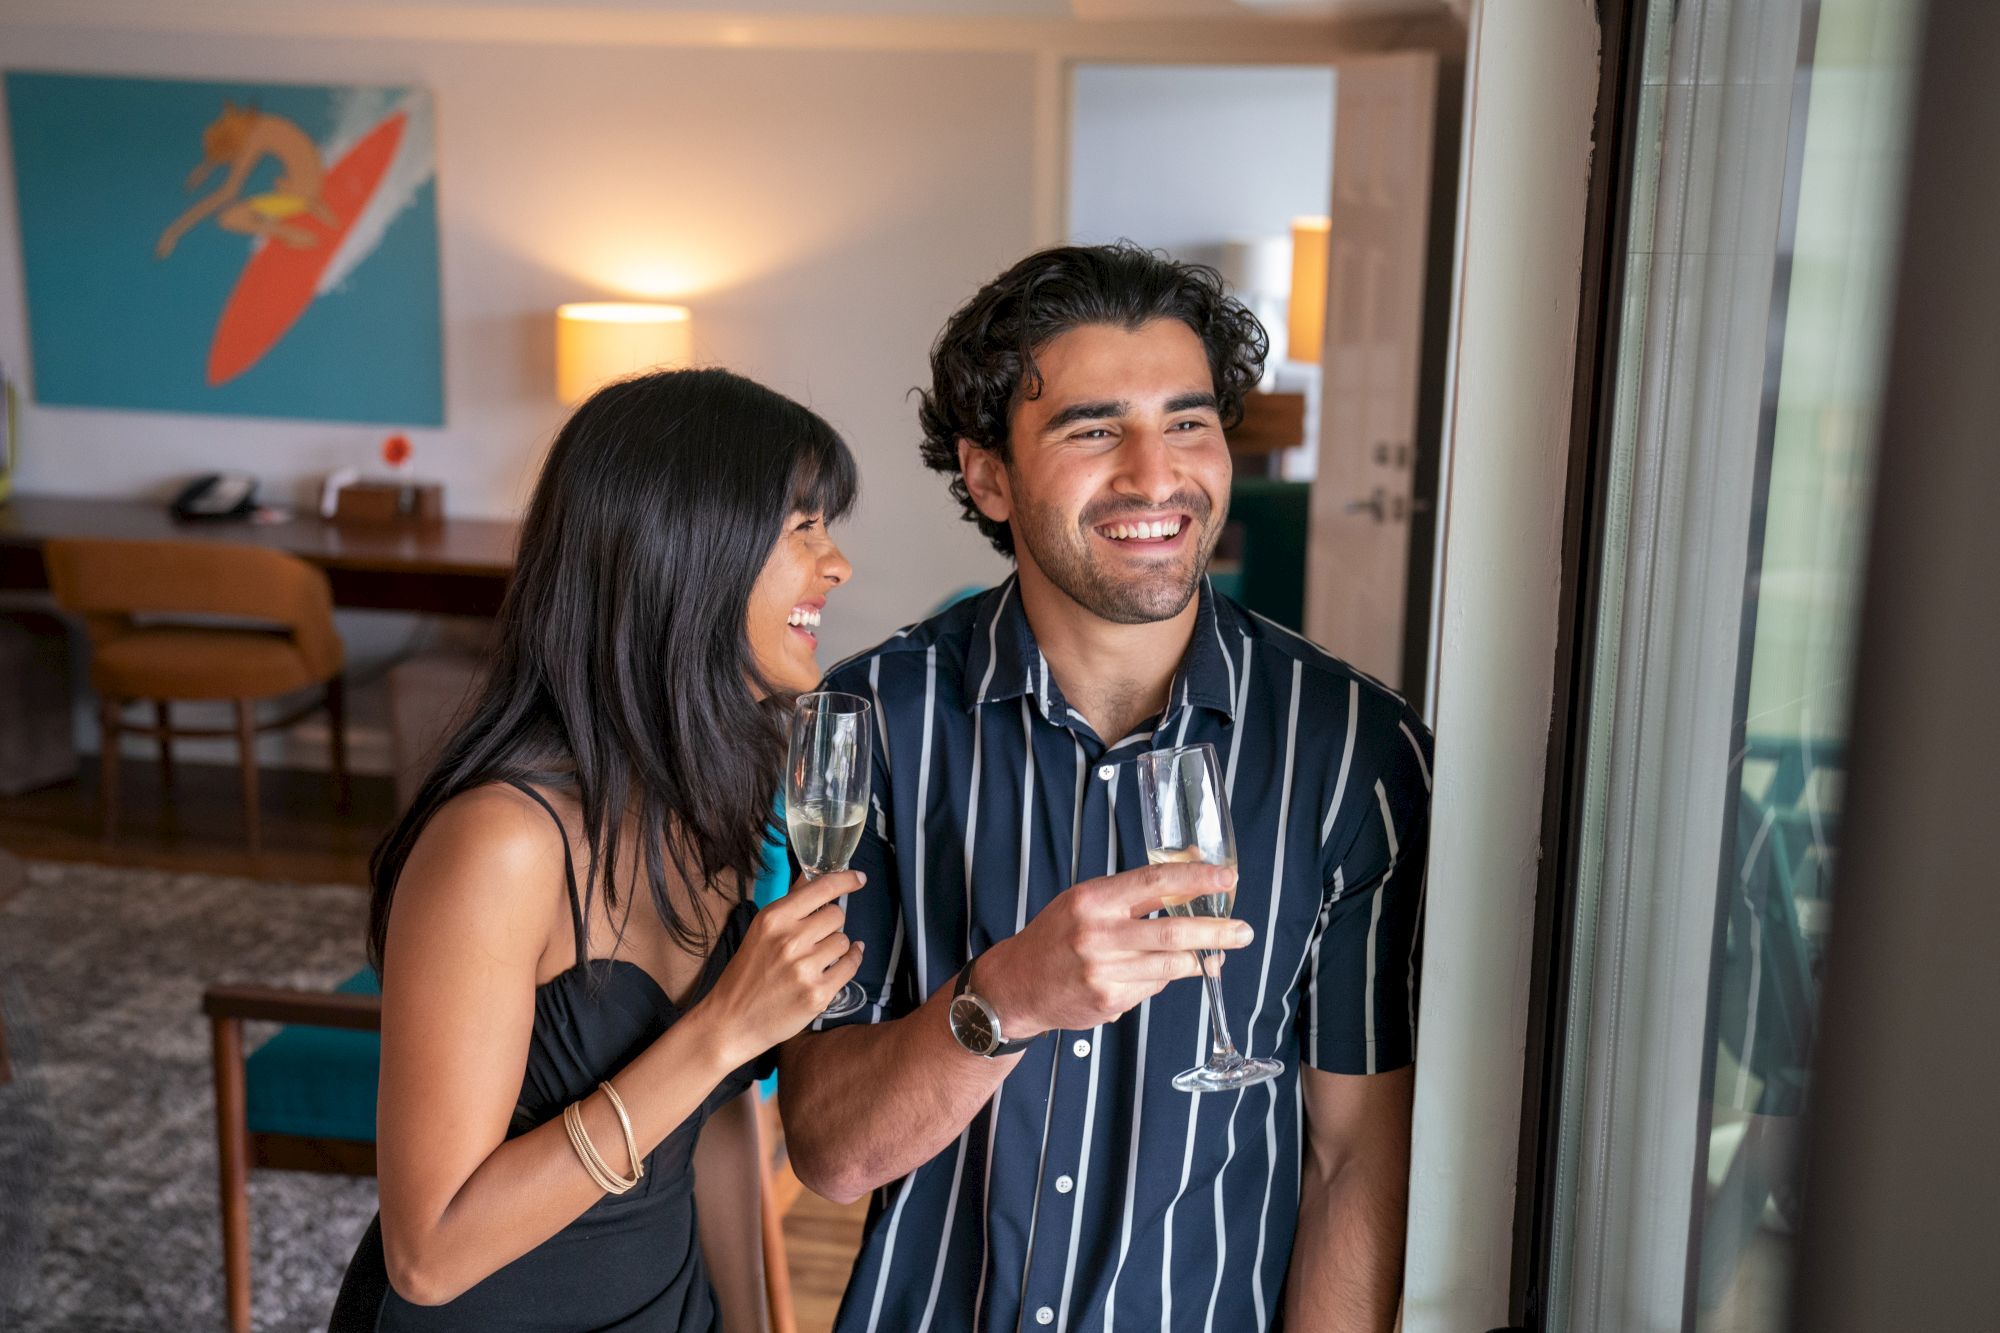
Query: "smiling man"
779 244 1433 1332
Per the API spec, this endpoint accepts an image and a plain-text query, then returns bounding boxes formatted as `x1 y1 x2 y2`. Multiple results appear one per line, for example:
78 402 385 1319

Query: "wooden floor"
0 756 391 885
0 758 870 1327
785 1189 869 1332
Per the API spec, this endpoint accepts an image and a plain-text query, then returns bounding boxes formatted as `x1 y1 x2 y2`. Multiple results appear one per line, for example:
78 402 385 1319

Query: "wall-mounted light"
555 302 692 404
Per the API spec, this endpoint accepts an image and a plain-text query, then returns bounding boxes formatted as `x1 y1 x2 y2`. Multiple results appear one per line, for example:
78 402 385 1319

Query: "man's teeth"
787 607 822 628
1101 518 1183 541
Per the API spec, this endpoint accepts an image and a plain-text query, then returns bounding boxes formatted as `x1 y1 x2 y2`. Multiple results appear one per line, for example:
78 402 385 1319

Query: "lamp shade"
555 302 692 403
1219 236 1294 301
1287 217 1331 365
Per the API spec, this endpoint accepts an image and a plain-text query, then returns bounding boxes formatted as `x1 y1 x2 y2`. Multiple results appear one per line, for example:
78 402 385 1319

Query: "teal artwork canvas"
4 71 444 425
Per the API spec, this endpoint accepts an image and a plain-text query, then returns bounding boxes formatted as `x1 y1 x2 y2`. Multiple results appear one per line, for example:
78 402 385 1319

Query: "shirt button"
1055 1174 1074 1194
1072 1038 1092 1058
1035 1307 1055 1325
1097 765 1115 781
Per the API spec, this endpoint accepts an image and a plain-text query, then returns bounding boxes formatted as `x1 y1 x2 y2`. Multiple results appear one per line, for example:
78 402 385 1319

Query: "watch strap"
954 957 1034 1057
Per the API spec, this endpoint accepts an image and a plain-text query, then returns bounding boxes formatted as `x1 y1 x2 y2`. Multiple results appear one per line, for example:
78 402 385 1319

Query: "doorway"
1065 56 1455 705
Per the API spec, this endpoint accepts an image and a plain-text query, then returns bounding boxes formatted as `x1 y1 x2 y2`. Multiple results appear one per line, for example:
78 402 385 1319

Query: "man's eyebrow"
1041 399 1129 432
1165 391 1220 414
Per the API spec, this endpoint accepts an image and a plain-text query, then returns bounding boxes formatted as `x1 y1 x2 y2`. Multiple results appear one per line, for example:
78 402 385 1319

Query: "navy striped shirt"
814 577 1432 1333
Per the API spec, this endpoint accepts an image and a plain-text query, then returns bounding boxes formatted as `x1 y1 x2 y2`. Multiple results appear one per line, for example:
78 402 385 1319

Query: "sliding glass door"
1539 0 1925 1328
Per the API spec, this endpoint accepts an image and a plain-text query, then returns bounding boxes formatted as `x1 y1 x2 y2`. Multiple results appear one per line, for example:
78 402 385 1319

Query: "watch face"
951 995 997 1054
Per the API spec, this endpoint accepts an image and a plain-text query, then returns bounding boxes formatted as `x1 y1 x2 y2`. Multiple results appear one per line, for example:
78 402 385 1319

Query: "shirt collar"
962 575 1242 725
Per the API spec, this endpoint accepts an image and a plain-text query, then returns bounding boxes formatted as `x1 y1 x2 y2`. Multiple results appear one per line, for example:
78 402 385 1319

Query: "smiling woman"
330 367 867 1332
748 509 853 696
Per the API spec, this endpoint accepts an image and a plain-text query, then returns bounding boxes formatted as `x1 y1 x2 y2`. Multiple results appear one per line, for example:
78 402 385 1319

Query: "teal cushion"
244 967 381 1144
933 585 986 614
753 820 789 1098
752 817 790 910
1227 478 1310 631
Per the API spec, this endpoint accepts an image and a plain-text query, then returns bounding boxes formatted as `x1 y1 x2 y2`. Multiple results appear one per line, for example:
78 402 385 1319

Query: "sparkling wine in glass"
786 691 872 1021
1137 742 1283 1093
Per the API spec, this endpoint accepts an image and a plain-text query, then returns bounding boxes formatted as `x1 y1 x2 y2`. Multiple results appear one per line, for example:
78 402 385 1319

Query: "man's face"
961 318 1232 625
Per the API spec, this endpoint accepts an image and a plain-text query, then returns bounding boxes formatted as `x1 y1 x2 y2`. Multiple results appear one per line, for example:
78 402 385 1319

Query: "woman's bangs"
788 428 859 524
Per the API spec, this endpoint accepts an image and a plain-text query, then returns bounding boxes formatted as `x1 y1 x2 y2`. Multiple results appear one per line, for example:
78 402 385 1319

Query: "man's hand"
977 860 1251 1037
781 861 1252 1205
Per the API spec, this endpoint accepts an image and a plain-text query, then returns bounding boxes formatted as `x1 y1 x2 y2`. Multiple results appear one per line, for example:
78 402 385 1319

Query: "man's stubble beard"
1010 489 1222 627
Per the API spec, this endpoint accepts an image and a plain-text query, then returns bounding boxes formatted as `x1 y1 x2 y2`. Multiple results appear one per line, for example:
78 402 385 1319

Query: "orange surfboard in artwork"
206 111 407 386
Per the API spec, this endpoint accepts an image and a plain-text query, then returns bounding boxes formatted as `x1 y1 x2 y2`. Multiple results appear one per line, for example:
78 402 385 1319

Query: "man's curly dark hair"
917 242 1269 557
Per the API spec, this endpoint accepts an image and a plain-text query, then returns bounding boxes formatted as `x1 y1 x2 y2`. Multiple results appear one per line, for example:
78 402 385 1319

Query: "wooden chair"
756 1093 801 1333
204 976 381 1333
43 538 347 852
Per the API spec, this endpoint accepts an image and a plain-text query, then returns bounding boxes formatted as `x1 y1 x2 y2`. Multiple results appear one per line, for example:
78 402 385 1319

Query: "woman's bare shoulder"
390 783 574 953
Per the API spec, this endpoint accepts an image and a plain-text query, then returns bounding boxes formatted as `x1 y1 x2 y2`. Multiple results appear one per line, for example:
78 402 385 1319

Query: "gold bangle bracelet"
597 1081 645 1184
566 1101 636 1195
560 1103 603 1191
561 1103 614 1194
562 1099 639 1195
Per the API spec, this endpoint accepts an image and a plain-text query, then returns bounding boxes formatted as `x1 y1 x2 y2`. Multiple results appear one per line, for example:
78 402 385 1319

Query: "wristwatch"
949 957 1035 1058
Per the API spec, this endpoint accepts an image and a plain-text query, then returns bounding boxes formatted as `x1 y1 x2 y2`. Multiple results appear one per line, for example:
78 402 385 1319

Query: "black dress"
331 783 768 1332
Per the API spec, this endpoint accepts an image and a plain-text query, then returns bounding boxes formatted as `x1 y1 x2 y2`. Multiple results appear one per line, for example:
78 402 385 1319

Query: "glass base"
818 980 867 1022
1173 1054 1284 1093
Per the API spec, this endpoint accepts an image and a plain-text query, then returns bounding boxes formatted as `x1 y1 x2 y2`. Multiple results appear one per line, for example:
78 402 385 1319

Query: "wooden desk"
0 494 518 616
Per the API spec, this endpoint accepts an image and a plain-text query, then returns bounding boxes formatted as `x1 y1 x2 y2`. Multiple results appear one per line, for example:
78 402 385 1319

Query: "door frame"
1506 0 1651 1325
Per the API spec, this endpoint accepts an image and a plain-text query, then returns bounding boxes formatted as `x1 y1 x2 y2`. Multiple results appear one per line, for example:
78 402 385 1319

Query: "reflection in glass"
1544 0 1925 1328
1694 1 1919 1320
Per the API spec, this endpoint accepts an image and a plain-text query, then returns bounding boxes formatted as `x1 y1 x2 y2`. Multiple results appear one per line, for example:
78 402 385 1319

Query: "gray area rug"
0 860 378 1331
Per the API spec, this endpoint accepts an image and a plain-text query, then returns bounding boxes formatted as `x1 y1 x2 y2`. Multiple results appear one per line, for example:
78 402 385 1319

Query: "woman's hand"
694 869 866 1067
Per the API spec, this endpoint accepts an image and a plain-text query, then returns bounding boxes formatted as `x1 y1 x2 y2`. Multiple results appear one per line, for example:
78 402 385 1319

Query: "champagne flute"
1136 742 1283 1092
786 691 872 1021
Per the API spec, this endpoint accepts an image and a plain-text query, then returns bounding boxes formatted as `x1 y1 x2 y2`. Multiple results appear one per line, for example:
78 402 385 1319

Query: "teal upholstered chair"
934 584 987 613
1220 478 1310 631
204 969 382 1333
202 833 799 1333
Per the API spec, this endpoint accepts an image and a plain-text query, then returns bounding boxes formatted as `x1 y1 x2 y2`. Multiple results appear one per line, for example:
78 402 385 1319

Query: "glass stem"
1197 949 1240 1065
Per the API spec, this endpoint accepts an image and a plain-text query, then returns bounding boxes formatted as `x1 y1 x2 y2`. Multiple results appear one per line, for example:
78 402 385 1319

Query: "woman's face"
747 511 853 696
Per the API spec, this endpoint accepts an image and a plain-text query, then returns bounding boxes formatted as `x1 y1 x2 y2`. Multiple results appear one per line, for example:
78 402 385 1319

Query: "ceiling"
217 0 1454 17
5 0 1465 52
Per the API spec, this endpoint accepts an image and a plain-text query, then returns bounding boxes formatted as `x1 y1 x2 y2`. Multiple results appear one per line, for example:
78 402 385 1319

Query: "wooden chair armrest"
201 984 382 1031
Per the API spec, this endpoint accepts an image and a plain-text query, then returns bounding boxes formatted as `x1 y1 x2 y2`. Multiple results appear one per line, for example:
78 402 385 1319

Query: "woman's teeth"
1101 518 1183 541
787 607 822 629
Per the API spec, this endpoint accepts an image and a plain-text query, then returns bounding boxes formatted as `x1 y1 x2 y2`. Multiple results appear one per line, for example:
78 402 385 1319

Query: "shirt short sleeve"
1300 697 1433 1075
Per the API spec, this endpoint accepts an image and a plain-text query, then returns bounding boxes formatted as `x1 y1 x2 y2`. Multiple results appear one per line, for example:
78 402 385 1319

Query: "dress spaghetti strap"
506 780 589 973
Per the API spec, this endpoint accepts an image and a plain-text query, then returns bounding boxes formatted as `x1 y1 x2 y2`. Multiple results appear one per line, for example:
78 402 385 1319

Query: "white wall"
0 22 1033 667
1067 62 1334 264
0 7 1441 769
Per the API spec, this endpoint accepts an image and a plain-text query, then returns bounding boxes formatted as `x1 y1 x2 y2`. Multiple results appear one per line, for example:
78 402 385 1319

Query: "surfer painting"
156 102 338 259
6 72 443 423
137 87 432 385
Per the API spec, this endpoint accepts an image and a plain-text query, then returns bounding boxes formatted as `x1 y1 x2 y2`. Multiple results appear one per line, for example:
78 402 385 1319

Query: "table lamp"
1220 237 1294 371
555 302 693 404
1287 217 1331 366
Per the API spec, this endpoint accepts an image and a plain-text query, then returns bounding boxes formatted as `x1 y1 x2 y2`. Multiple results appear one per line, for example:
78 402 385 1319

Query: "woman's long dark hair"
367 367 858 972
